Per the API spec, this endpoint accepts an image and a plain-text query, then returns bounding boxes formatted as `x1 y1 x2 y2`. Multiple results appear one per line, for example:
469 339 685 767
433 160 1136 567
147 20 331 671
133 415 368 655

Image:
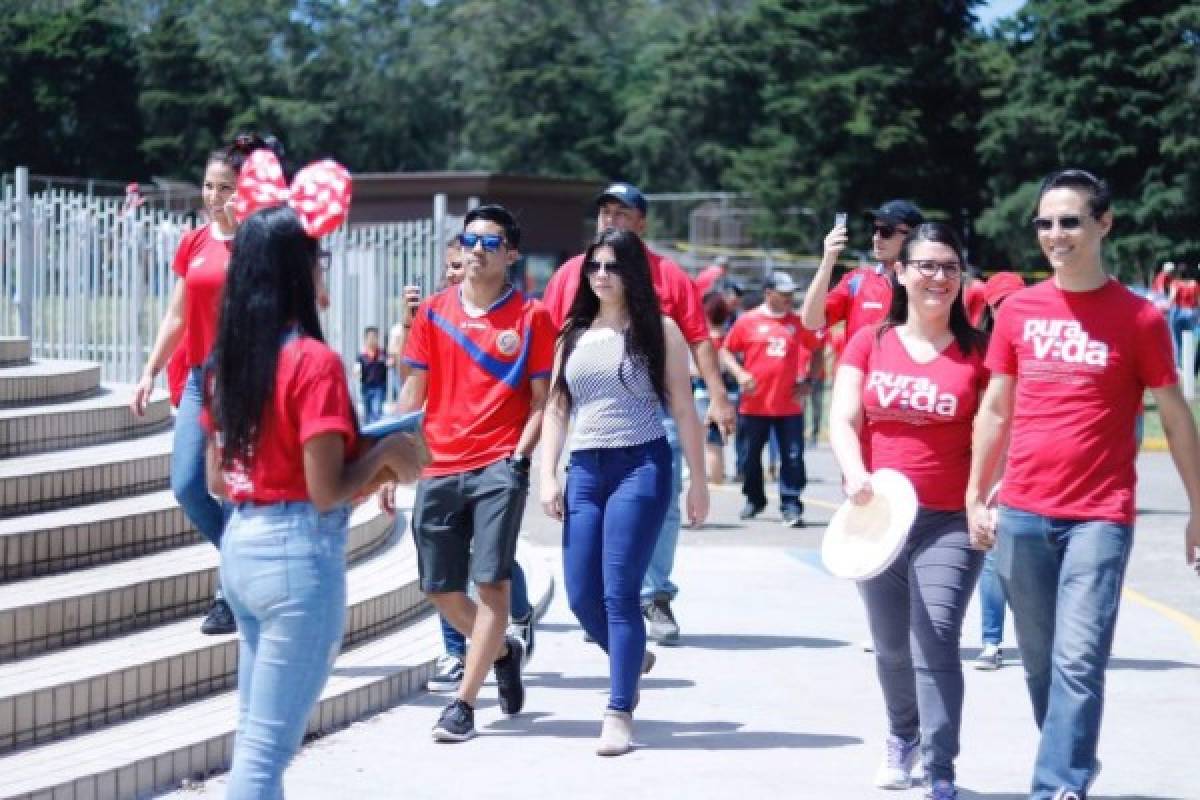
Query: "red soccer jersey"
841 326 988 511
987 278 1176 524
1174 280 1199 309
404 285 555 477
204 335 358 504
542 248 708 344
723 308 821 416
965 279 988 327
171 225 233 367
824 264 893 344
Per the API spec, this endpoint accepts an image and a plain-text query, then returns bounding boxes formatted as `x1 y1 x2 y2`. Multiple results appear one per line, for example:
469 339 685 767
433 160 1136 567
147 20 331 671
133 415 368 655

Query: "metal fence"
1 167 448 385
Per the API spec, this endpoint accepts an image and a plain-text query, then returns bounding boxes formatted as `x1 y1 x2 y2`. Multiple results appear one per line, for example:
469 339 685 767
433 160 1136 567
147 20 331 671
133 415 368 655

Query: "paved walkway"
169 445 1200 799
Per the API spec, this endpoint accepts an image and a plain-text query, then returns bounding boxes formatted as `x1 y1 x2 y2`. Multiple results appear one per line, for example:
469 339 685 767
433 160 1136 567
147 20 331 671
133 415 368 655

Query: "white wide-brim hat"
821 468 918 581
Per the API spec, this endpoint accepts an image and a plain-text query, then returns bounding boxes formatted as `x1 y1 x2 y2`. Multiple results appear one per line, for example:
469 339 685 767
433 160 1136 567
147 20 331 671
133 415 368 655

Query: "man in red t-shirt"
721 272 821 527
542 181 733 644
390 205 555 743
966 169 1200 798
801 199 925 355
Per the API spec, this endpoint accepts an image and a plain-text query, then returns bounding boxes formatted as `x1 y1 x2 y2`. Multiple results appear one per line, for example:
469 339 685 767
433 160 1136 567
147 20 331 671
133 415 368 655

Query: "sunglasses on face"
457 232 505 252
906 260 963 279
584 259 624 275
874 224 910 239
1032 215 1083 232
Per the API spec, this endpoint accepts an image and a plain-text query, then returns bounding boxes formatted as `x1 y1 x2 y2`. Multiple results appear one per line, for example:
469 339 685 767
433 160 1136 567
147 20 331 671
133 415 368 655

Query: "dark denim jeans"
361 385 385 424
565 438 672 711
738 413 806 514
641 415 682 602
995 506 1132 799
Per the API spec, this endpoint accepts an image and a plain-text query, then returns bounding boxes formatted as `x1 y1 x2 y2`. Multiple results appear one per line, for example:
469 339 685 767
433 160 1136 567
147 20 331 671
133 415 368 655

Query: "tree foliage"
2 0 1199 272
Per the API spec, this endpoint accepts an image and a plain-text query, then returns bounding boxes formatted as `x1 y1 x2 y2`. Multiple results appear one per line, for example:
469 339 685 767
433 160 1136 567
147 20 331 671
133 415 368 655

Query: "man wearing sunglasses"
967 169 1200 800
801 199 925 351
542 181 734 645
388 204 557 742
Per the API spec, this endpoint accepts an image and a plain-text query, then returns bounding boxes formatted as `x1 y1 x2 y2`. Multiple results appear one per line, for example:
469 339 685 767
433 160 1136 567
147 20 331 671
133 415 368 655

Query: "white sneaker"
875 734 920 789
427 654 464 692
596 710 634 756
973 643 1003 670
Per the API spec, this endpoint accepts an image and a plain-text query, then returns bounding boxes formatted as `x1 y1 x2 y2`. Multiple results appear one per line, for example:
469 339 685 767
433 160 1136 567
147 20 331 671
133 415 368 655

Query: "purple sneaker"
926 779 958 800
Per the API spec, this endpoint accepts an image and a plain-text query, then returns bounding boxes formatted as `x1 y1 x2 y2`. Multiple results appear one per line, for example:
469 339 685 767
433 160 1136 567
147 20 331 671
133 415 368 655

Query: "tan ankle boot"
596 710 634 756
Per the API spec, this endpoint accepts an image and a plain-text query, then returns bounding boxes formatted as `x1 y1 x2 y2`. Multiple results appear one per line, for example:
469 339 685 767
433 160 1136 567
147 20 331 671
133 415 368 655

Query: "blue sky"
977 0 1025 28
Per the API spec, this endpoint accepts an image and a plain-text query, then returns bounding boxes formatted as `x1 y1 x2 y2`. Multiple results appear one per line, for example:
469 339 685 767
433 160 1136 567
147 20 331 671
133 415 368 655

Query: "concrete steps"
0 499 393 663
0 339 517 800
0 387 171 458
0 429 174 518
0 490 198 582
0 360 101 407
0 527 422 754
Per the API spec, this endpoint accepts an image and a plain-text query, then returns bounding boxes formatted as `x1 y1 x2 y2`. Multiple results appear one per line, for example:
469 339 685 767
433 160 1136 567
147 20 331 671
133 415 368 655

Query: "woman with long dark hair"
828 222 989 799
130 133 282 635
539 228 708 756
204 195 421 798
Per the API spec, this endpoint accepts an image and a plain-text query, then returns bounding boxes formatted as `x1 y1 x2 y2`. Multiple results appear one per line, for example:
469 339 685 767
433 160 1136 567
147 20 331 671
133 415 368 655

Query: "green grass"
1140 391 1200 445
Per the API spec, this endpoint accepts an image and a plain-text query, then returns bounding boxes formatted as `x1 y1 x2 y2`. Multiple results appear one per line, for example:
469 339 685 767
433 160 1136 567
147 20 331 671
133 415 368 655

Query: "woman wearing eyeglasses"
828 222 989 800
129 133 282 636
540 228 708 756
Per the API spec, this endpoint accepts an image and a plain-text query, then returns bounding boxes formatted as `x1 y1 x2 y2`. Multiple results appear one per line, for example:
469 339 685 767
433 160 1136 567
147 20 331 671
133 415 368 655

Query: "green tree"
0 0 142 179
975 0 1200 277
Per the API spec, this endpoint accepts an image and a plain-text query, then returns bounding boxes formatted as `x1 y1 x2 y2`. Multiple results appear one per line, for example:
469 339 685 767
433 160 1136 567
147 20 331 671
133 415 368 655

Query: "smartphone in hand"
834 211 848 228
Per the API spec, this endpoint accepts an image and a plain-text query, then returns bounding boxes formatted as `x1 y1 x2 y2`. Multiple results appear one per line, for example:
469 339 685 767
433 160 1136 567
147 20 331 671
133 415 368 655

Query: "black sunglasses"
873 223 910 239
584 258 624 275
1032 215 1083 232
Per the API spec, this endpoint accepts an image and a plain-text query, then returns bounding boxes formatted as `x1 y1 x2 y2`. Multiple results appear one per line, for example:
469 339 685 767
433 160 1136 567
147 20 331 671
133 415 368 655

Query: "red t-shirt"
203 336 358 504
723 308 821 416
965 279 988 327
171 225 233 367
841 326 988 510
543 248 708 344
824 265 893 344
404 286 555 477
987 278 1176 523
1174 280 1199 309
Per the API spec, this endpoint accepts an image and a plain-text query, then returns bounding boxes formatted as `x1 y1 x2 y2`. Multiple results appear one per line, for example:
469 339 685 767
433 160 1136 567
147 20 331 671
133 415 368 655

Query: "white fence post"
1183 330 1196 401
15 167 33 338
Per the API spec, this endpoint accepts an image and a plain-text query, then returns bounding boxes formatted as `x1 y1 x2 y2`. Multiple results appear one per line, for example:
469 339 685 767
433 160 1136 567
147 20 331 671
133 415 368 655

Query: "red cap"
984 272 1025 307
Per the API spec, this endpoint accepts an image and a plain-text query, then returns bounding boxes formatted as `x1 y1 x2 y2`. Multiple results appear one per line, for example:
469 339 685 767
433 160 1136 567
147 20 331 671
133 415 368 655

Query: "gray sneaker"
642 592 680 645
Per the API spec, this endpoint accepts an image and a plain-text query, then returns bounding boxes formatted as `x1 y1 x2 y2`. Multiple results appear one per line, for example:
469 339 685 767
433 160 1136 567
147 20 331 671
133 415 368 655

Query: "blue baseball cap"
596 182 648 215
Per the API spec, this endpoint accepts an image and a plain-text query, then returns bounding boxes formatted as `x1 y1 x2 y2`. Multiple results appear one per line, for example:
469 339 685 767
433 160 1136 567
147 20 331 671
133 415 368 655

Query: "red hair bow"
234 149 352 238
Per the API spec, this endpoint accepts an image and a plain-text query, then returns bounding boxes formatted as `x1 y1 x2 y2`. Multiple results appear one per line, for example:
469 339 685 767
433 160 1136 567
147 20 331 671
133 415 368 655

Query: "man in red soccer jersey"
967 169 1200 800
721 272 822 527
801 200 925 350
389 205 555 743
542 182 734 644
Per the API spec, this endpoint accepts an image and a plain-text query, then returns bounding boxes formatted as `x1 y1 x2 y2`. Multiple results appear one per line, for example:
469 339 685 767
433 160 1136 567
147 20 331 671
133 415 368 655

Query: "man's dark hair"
1037 169 1111 219
464 204 520 248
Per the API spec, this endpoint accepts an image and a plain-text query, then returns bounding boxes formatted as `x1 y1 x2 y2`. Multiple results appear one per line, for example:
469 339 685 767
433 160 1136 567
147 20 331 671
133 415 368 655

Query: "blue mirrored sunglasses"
458 232 505 252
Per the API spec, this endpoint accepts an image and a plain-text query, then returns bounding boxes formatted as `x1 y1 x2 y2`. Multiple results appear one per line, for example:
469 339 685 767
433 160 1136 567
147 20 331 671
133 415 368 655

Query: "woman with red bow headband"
202 154 423 798
130 133 281 636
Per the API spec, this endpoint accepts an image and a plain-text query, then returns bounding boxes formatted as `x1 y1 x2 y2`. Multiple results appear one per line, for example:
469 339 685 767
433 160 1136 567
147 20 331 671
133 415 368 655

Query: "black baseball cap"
595 182 648 215
867 200 924 228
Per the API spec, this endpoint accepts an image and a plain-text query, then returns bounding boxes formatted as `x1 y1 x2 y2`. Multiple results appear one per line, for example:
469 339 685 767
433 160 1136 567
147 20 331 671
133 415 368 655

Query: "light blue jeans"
995 506 1132 799
979 550 1007 646
172 368 226 547
641 415 682 602
221 502 349 800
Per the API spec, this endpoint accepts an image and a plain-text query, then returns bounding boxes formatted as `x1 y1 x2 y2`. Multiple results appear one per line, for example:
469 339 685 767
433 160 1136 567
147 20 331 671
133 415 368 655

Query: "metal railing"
1 167 448 385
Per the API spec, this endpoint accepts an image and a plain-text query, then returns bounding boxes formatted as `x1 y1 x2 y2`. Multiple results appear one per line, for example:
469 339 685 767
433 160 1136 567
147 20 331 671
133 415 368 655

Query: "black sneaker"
494 635 525 715
738 502 766 520
508 610 535 668
642 592 680 644
200 598 237 635
431 698 475 742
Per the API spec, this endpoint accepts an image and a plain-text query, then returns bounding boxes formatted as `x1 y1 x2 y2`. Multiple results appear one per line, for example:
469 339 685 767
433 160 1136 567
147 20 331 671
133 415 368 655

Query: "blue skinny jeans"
221 502 349 800
172 367 226 547
564 438 671 712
